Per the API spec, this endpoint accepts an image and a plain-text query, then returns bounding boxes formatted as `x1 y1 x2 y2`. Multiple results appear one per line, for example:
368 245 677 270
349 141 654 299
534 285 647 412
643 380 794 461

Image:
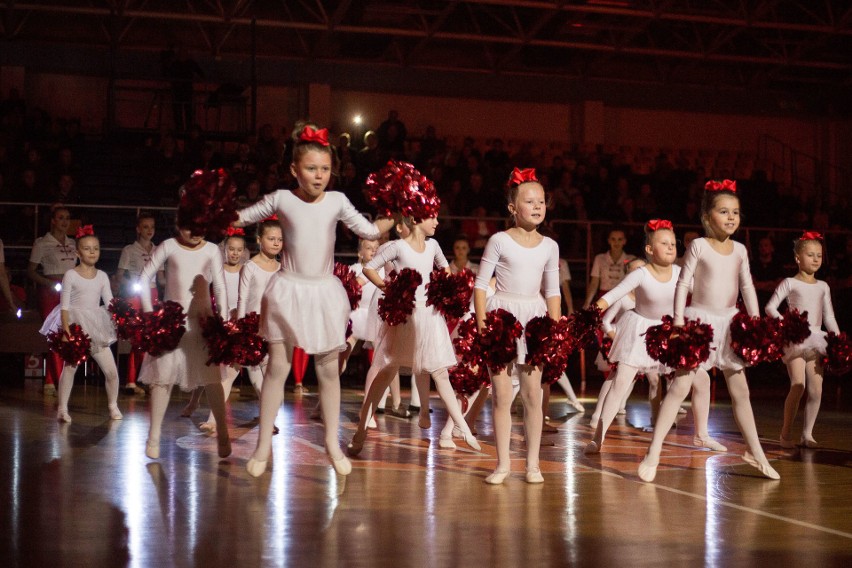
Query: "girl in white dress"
235 126 395 477
40 227 121 422
639 181 779 482
765 232 839 448
474 168 561 484
347 215 481 455
138 225 230 460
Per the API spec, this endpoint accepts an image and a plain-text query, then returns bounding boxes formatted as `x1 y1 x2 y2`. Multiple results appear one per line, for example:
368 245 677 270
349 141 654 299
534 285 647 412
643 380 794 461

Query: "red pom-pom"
378 268 422 326
644 315 714 371
177 169 239 240
47 323 91 366
729 312 785 366
599 336 613 362
823 332 852 376
108 297 141 341
778 309 812 347
201 312 268 367
453 318 481 365
131 301 187 356
479 309 523 373
448 363 490 411
334 262 363 310
524 316 555 369
365 161 440 221
565 305 603 351
201 313 230 365
541 316 575 384
426 269 474 321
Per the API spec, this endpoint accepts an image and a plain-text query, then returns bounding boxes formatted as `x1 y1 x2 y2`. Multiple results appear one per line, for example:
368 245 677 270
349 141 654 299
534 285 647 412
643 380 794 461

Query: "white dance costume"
40 269 116 352
137 239 227 391
349 261 383 341
237 259 280 373
596 295 635 372
765 278 839 362
224 269 240 316
367 239 457 375
475 232 560 364
602 265 681 374
674 238 758 371
118 241 156 291
238 190 381 354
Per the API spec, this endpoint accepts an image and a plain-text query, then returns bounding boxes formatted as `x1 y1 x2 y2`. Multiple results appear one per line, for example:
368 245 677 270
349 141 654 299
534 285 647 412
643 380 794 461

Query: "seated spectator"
751 236 785 311
461 205 498 253
449 235 478 274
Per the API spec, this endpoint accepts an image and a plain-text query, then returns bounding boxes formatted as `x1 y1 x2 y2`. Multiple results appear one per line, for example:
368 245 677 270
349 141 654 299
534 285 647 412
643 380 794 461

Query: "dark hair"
50 204 71 218
137 211 156 225
256 219 281 239
453 234 470 245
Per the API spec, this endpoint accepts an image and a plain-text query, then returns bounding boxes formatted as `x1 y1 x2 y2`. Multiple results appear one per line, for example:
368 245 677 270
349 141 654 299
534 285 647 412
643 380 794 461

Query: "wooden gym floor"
1 377 852 568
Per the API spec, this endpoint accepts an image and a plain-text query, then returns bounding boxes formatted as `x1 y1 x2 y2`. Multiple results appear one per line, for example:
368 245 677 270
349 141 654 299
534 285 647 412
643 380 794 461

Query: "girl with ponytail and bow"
766 231 839 449
584 220 682 454
639 180 780 482
235 125 395 477
475 167 561 485
40 225 122 423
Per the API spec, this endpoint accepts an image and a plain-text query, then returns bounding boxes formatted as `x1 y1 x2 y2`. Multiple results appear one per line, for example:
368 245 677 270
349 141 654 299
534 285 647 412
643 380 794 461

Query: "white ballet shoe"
451 426 464 439
329 452 352 475
108 405 123 420
525 467 544 484
347 429 367 456
246 457 268 477
693 436 727 452
583 441 600 455
461 431 481 451
742 451 780 480
438 436 456 449
485 469 510 485
217 433 232 458
145 439 160 460
588 419 599 430
569 400 585 414
56 409 72 423
367 417 377 430
638 455 659 482
799 436 818 449
779 436 796 449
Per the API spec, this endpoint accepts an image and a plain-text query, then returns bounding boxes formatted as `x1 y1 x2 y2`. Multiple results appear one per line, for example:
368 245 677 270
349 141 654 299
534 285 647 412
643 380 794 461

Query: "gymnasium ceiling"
3 1 852 111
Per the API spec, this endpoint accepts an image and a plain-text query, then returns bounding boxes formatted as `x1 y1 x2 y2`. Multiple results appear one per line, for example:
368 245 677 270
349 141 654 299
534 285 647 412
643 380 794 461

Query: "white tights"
781 356 823 442
57 348 120 414
148 381 229 450
491 364 542 474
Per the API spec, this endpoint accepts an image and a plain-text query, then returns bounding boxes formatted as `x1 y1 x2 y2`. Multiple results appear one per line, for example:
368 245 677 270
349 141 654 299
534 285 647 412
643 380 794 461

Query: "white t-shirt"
29 233 77 277
118 241 157 287
590 251 635 292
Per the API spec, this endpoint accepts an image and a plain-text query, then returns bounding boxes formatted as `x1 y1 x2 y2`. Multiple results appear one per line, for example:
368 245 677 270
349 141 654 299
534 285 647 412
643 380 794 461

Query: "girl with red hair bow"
766 231 840 449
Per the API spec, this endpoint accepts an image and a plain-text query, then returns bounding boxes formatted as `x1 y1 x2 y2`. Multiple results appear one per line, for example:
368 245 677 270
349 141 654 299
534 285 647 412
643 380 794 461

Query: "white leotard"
474 232 560 299
223 269 240 313
601 295 635 334
765 278 839 333
237 259 279 318
365 239 449 302
602 265 681 321
60 269 112 310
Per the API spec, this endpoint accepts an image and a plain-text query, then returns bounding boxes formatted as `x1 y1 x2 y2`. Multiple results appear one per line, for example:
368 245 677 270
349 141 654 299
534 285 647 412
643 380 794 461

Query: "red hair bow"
646 219 673 232
509 167 538 186
704 179 737 193
299 126 330 147
226 227 245 237
75 225 94 239
262 214 278 222
800 230 823 241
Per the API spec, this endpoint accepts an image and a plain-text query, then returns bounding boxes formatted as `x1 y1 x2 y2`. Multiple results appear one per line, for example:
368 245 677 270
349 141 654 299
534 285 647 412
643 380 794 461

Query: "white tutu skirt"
486 292 547 365
782 326 828 363
372 303 457 375
39 305 116 354
609 310 671 374
594 351 611 372
138 313 219 391
350 306 371 341
260 271 349 354
361 289 383 347
685 305 745 372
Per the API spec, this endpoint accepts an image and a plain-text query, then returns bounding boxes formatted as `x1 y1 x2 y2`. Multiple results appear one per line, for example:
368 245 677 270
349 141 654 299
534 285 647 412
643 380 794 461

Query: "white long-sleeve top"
365 239 448 302
602 265 681 321
223 269 240 313
237 259 279 319
474 232 560 299
140 239 226 318
601 295 635 334
60 269 112 310
765 277 839 333
237 190 381 277
674 238 758 324
350 261 383 311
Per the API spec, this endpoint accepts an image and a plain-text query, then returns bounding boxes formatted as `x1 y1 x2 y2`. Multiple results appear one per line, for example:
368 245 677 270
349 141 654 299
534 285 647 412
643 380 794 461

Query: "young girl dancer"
28 206 77 395
236 126 394 477
475 169 561 484
347 215 481 455
766 232 839 448
138 220 230 460
41 227 121 422
585 221 687 454
639 182 780 481
198 230 247 432
116 212 162 392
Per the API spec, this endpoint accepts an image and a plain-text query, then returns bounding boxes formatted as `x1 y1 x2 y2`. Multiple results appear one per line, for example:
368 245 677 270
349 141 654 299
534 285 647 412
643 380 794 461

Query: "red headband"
646 219 673 232
226 227 245 237
299 126 330 146
704 179 737 193
509 167 538 186
75 225 94 239
799 230 823 241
